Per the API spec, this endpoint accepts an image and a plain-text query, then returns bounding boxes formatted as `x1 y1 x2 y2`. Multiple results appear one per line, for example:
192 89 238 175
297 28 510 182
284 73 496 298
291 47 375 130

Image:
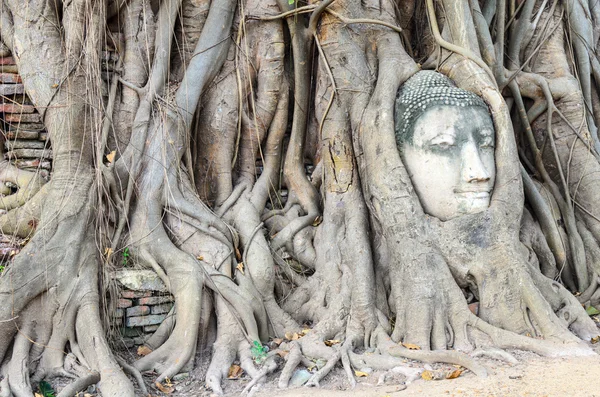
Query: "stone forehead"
395 71 489 138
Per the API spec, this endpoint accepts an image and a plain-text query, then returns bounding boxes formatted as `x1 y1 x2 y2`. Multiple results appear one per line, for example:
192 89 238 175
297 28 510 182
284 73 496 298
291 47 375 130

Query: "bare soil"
129 337 600 397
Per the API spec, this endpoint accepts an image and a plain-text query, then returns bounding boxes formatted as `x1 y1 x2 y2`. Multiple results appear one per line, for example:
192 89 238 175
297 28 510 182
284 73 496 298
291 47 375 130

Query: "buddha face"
399 105 496 221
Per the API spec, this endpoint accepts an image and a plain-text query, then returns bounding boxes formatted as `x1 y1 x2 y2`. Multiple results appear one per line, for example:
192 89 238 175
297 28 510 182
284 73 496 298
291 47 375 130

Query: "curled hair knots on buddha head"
394 70 490 145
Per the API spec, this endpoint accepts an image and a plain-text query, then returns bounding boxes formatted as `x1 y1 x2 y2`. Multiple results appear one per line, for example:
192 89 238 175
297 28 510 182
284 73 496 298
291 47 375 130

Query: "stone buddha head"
394 71 496 221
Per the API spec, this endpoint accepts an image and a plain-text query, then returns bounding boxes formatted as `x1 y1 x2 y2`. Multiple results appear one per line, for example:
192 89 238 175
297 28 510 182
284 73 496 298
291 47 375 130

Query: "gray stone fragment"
114 269 167 292
289 369 312 387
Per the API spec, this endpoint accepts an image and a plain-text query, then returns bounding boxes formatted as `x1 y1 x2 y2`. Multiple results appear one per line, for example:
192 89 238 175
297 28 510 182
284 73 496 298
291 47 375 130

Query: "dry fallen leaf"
155 381 174 394
300 329 310 335
312 216 323 226
285 332 293 340
236 262 245 275
106 150 116 164
34 394 43 397
324 339 340 346
592 336 599 344
277 350 289 358
104 247 113 260
446 369 463 379
228 364 243 379
196 255 204 261
402 342 421 350
235 247 242 261
421 370 434 381
354 370 368 377
272 338 283 345
137 345 152 356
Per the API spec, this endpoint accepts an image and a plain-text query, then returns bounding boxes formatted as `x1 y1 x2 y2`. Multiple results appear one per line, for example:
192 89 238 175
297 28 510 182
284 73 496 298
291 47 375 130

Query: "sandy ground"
250 352 600 397
157 341 600 397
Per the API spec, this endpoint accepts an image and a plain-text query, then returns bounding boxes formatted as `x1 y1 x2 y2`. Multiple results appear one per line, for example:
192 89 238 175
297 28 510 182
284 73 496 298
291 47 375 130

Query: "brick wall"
111 270 174 347
0 56 52 181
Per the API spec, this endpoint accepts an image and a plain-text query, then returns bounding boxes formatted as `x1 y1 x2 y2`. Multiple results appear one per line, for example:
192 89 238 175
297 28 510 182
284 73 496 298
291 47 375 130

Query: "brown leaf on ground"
402 342 421 350
354 370 368 377
155 381 174 394
272 338 283 345
137 345 152 356
421 370 434 381
446 369 463 379
591 336 599 344
277 350 289 358
228 364 243 379
324 339 340 346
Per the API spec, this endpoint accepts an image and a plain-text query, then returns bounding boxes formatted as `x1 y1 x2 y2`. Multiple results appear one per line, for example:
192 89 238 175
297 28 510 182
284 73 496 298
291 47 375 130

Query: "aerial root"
241 355 278 394
278 341 302 388
471 348 519 364
55 371 100 397
115 356 148 396
306 350 340 387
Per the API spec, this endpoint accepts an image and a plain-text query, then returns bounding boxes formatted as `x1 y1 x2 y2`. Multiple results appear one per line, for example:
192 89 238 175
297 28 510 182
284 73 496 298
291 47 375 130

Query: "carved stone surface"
395 71 496 221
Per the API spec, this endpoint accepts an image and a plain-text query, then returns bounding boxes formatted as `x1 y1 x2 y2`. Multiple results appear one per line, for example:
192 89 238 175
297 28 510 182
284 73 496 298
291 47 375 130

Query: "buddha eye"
429 135 456 149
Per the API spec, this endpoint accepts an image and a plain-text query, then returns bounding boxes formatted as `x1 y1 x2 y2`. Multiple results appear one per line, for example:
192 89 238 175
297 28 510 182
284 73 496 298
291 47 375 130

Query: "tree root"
56 371 100 397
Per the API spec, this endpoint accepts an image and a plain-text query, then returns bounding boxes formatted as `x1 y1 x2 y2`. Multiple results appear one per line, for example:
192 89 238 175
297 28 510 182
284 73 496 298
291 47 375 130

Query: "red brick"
121 290 152 299
150 303 173 314
5 130 39 140
0 73 21 83
0 84 24 95
0 103 35 113
125 314 166 327
0 65 18 73
126 306 150 317
117 298 132 308
4 113 41 123
0 57 15 65
138 295 174 305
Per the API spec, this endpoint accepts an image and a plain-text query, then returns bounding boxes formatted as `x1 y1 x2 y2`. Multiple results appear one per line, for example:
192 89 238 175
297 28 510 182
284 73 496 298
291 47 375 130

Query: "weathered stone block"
133 336 147 345
0 73 21 83
126 305 150 317
151 303 173 315
125 314 166 327
0 84 24 95
120 338 135 348
0 57 15 65
121 289 152 299
112 308 124 318
114 269 167 292
117 298 132 308
138 295 174 306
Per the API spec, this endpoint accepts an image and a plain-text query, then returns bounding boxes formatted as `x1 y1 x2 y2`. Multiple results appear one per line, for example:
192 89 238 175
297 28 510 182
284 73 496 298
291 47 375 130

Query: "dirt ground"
149 341 600 397
253 352 600 397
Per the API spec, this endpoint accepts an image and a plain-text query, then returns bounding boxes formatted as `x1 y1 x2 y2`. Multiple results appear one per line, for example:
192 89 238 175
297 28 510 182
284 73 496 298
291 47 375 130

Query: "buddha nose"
461 142 491 183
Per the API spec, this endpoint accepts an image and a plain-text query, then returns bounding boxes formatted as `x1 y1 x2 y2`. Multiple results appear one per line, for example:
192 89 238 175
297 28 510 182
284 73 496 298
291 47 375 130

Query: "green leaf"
38 381 55 397
288 0 294 4
586 306 600 316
